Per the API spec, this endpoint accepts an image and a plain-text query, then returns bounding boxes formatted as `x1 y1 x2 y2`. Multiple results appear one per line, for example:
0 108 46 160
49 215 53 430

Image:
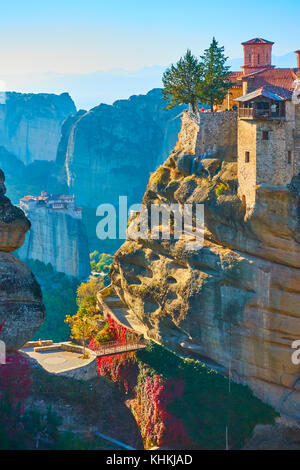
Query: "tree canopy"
162 49 203 112
65 307 99 356
198 37 233 112
162 38 233 112
76 276 104 308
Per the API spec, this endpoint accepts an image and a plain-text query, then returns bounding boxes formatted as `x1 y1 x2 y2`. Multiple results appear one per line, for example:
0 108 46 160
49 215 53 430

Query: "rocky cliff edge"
110 111 300 421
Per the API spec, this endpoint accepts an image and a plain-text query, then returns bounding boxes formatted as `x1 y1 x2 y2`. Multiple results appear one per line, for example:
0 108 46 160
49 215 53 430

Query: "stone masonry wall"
238 102 300 209
178 111 237 161
237 119 257 207
256 121 295 186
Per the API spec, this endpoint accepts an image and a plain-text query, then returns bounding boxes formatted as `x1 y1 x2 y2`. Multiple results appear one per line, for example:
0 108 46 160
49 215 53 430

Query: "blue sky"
1 0 299 75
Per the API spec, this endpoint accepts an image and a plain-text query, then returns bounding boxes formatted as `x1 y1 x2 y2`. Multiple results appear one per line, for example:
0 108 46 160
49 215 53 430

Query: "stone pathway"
20 347 94 374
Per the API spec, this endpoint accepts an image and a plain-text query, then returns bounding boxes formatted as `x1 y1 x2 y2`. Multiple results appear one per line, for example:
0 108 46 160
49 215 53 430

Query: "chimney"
295 50 300 68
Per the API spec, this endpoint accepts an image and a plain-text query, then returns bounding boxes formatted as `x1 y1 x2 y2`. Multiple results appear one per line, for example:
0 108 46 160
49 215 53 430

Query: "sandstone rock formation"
0 169 30 251
61 89 184 209
0 170 45 351
110 111 300 421
0 92 76 165
18 205 90 279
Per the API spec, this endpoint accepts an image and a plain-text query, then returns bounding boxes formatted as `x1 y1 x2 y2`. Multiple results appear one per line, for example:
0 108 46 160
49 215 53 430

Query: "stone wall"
237 119 258 207
178 111 237 161
295 104 300 170
238 102 300 209
256 121 294 186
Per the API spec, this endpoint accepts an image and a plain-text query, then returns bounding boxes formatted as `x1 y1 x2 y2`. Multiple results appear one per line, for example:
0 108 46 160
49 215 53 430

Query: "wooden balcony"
238 105 285 120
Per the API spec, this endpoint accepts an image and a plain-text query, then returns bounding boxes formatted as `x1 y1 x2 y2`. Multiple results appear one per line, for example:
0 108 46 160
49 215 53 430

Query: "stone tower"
237 103 296 209
241 38 274 75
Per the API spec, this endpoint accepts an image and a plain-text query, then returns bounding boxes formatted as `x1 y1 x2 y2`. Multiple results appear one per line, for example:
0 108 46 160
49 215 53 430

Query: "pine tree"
198 38 233 112
162 49 203 112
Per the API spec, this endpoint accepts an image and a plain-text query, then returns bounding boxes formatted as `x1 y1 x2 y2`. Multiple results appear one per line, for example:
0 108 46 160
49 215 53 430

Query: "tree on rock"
198 37 233 112
162 49 202 112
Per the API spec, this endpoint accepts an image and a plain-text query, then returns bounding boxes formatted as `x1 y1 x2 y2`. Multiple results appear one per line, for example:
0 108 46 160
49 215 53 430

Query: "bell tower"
241 38 274 74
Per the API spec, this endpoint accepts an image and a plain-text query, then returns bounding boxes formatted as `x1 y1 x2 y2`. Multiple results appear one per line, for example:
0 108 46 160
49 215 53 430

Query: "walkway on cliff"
92 339 146 357
97 285 146 336
95 285 148 356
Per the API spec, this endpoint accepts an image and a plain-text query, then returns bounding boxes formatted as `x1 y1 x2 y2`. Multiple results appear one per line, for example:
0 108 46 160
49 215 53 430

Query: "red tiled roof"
241 38 274 45
20 196 36 201
21 193 75 203
238 68 300 92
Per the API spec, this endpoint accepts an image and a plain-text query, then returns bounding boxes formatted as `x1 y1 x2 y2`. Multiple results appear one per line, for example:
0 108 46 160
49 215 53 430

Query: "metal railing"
92 339 147 356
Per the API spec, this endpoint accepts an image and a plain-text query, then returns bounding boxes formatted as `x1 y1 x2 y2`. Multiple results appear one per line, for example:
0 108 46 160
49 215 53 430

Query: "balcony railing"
239 106 285 119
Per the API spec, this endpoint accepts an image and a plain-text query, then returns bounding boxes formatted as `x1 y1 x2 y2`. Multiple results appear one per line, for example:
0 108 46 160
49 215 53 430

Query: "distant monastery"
20 191 82 219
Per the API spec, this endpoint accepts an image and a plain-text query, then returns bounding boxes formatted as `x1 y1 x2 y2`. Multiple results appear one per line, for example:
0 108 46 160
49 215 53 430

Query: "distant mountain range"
1 52 298 110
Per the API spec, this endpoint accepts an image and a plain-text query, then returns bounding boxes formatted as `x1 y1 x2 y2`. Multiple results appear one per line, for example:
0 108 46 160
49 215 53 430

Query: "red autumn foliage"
131 373 189 448
96 353 138 394
89 313 189 448
106 313 138 344
0 352 31 413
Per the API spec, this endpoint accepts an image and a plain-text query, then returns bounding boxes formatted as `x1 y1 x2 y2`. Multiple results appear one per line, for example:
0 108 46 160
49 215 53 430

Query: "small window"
262 131 269 141
245 151 250 163
258 54 260 64
288 151 292 164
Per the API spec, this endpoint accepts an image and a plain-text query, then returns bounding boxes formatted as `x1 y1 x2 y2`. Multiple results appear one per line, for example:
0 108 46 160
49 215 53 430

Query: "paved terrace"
20 342 98 379
21 348 91 373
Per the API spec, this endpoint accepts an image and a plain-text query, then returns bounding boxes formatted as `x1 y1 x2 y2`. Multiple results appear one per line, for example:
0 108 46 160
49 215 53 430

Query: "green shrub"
215 182 229 196
150 166 170 188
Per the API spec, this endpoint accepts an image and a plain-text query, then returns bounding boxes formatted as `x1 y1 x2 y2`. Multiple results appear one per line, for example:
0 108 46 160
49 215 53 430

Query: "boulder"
0 170 30 252
0 169 45 351
176 153 194 174
200 158 221 178
0 252 45 351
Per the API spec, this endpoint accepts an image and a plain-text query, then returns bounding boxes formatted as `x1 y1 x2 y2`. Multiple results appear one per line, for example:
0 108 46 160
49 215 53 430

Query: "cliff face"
61 89 184 208
110 111 300 420
0 92 76 165
0 169 45 351
18 207 90 279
